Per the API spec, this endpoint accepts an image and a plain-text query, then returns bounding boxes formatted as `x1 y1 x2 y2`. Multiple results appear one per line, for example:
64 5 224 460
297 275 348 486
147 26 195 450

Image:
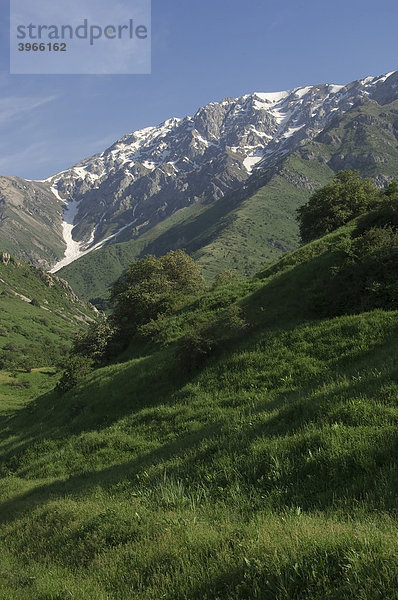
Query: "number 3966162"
18 43 67 51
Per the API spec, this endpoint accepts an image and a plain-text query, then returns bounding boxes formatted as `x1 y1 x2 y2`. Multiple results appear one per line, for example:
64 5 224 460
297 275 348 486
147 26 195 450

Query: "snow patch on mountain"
50 199 82 272
243 153 264 172
253 91 290 104
50 181 64 202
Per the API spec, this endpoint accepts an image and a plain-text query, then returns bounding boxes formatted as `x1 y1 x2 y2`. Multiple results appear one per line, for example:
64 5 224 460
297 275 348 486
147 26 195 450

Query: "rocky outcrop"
0 251 11 265
29 265 83 304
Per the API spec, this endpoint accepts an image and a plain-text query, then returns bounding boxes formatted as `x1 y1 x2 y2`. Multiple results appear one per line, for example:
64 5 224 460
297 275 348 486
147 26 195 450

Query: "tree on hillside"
110 250 205 333
72 320 116 367
297 170 378 244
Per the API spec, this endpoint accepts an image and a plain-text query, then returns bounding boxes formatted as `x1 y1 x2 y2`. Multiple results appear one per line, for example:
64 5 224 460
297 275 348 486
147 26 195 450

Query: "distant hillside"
0 176 65 268
0 251 97 369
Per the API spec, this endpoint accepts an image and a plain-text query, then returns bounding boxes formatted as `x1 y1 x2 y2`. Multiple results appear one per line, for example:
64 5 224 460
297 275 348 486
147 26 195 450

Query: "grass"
1 221 398 597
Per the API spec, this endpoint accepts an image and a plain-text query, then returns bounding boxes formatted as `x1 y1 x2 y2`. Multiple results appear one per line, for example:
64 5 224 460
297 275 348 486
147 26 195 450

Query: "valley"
0 70 398 599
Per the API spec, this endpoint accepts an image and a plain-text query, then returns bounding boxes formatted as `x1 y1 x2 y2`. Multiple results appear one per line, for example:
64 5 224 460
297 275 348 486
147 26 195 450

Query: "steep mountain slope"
59 90 398 300
0 71 397 273
58 168 313 300
0 176 65 268
0 251 96 369
1 218 398 598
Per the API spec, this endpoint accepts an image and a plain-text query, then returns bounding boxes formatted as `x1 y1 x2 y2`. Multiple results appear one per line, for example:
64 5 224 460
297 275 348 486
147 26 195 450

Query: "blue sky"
1 0 397 180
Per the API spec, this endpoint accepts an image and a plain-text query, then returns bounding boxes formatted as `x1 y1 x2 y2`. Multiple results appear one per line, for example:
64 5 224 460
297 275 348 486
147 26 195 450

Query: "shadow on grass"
244 247 344 326
2 308 398 524
169 542 394 600
0 349 190 463
1 368 398 527
0 420 226 525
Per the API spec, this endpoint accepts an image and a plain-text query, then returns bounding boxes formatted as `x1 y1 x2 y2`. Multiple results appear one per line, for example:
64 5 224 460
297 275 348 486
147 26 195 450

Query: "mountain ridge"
49 70 397 270
0 70 397 276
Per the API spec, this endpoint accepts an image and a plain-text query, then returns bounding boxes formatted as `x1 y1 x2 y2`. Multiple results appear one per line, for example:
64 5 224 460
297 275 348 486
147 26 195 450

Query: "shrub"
72 320 116 366
320 226 398 315
6 380 30 388
175 304 247 372
175 331 216 373
0 349 35 372
212 269 236 288
297 170 378 243
214 303 247 334
56 355 94 394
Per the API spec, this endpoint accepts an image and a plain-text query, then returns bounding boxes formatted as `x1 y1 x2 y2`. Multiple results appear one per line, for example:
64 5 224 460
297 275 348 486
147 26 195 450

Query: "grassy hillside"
1 219 398 598
0 253 96 369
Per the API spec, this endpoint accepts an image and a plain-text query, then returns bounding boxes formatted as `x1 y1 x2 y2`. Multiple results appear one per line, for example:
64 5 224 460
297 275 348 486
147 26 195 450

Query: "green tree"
110 250 205 333
297 170 378 243
56 355 94 394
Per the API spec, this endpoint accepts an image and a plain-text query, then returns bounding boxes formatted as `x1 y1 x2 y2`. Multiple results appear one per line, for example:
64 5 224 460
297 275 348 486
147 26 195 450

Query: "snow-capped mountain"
45 70 398 271
1 70 398 272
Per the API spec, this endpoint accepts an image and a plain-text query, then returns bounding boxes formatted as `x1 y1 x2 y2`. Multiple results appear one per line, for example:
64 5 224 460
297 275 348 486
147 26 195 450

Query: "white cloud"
0 95 57 126
0 141 51 175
